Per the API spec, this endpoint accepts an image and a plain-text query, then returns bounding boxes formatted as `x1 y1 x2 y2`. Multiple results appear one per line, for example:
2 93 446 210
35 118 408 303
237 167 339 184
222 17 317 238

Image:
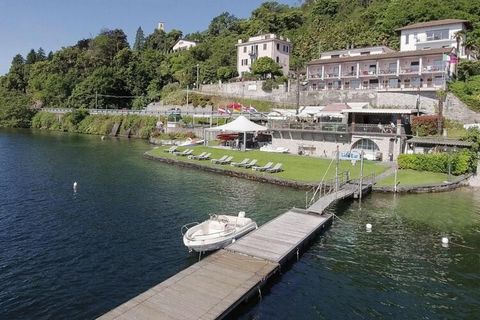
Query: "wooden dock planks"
97 250 278 320
226 209 331 264
98 208 334 320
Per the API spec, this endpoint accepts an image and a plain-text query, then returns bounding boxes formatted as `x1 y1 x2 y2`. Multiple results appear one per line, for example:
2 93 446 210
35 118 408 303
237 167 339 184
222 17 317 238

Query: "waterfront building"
236 34 291 77
267 104 420 161
172 39 197 52
306 19 471 93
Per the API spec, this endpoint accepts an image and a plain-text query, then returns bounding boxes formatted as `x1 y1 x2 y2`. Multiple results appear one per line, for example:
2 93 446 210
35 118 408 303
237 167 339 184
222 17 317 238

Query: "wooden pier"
98 179 372 320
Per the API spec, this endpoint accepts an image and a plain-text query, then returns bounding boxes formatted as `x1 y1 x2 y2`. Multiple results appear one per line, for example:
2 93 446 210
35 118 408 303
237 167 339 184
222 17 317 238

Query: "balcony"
268 121 405 135
268 121 347 133
378 69 397 75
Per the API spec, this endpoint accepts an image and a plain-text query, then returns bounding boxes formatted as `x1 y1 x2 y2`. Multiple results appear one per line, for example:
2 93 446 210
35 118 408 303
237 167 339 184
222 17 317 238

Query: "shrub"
411 115 443 136
262 79 279 92
397 151 476 175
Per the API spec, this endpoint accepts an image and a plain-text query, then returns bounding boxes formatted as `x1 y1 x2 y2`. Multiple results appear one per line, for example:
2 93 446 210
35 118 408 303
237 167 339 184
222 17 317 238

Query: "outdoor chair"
266 163 283 173
180 149 193 156
242 159 258 168
187 152 206 160
230 158 250 167
252 162 273 171
211 155 228 164
174 149 192 156
218 156 234 165
198 152 211 160
164 146 177 153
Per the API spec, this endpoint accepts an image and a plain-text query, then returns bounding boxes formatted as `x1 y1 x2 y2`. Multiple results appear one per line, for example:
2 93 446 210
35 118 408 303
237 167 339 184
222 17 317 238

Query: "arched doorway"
351 138 381 161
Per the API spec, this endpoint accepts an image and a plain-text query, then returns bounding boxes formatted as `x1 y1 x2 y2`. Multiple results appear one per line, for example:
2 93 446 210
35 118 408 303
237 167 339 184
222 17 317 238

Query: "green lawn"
377 169 451 187
147 146 387 183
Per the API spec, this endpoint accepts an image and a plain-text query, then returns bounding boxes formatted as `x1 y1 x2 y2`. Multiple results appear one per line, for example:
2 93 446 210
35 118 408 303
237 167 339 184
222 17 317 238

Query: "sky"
0 0 299 75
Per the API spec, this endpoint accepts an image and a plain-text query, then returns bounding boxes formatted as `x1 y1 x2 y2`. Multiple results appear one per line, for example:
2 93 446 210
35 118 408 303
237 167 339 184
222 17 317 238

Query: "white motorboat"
182 212 257 252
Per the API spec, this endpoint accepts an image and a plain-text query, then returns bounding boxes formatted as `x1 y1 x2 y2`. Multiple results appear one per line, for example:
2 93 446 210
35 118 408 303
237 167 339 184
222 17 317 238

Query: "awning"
407 137 473 147
205 115 267 133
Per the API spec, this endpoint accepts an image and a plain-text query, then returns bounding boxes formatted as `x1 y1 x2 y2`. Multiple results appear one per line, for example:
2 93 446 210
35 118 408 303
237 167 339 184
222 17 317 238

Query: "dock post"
359 151 364 201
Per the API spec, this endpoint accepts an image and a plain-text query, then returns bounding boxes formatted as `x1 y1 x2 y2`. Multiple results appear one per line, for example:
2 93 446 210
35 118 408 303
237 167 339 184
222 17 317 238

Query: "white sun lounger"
266 163 283 173
211 155 228 164
231 158 250 167
252 162 274 171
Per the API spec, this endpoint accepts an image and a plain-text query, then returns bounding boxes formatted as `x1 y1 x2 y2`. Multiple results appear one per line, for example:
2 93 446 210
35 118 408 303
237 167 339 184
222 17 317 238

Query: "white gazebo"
205 116 267 151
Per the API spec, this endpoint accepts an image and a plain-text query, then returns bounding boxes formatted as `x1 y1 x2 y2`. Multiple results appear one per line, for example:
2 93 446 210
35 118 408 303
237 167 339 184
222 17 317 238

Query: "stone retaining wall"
373 173 472 193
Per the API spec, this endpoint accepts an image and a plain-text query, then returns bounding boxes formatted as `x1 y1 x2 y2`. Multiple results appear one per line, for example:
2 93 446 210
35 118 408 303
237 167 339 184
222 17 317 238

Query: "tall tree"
133 27 145 50
25 49 37 64
37 48 46 61
6 54 27 92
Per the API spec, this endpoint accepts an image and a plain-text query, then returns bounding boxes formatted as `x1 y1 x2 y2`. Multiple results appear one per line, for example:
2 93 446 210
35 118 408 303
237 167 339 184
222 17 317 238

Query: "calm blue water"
1 129 479 319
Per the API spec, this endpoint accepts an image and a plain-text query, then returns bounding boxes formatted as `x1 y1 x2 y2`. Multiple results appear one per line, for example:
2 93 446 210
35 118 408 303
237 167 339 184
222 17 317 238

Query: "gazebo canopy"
206 115 267 133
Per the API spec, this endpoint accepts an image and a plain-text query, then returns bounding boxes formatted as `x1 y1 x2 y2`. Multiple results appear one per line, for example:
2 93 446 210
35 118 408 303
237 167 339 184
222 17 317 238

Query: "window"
351 80 360 89
388 78 399 88
410 61 419 72
369 64 376 74
263 43 267 50
433 59 443 70
286 46 289 53
388 62 397 73
331 54 340 58
411 77 421 88
405 33 409 44
352 139 380 151
277 43 280 50
426 29 449 41
434 76 444 86
243 47 247 53
360 51 370 55
276 56 279 63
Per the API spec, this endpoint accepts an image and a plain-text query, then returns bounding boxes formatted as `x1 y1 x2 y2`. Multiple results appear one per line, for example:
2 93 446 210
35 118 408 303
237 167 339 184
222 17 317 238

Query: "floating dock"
98 182 371 319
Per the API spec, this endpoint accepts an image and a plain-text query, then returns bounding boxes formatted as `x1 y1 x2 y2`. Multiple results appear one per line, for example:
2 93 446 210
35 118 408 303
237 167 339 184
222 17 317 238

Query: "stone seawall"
373 173 472 193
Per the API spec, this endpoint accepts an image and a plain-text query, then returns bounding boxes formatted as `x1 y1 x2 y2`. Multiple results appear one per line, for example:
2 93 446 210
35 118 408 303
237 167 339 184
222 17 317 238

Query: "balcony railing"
268 121 405 135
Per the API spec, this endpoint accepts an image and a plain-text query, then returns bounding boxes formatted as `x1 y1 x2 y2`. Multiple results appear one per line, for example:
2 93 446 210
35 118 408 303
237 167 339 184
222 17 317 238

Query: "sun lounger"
218 156 233 165
211 155 228 164
242 159 258 168
188 152 206 160
198 152 211 160
266 163 283 173
181 149 193 156
174 149 192 156
230 158 250 167
252 162 273 171
164 146 177 153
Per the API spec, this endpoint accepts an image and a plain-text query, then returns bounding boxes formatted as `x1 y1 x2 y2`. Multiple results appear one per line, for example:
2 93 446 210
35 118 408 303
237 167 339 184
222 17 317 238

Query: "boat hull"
183 220 257 253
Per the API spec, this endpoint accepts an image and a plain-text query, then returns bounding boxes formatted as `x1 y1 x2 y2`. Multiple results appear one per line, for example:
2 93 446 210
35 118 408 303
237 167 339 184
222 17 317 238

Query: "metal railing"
268 121 405 135
306 171 350 208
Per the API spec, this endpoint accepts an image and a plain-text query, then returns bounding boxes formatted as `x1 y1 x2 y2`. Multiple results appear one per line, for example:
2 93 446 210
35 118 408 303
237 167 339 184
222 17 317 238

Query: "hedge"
397 151 476 175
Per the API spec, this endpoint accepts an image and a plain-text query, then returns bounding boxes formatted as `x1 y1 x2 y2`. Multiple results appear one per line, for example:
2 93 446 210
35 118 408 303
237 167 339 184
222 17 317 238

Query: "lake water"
1 129 479 319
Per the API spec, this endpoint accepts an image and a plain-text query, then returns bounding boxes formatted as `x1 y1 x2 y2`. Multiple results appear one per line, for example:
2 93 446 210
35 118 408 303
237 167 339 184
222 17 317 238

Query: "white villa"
236 34 291 77
172 39 197 52
397 19 470 58
306 19 471 92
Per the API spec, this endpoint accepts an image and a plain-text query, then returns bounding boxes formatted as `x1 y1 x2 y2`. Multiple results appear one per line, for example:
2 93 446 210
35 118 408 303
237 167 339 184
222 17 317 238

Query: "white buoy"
366 223 372 232
73 181 78 192
441 237 449 247
101 136 105 140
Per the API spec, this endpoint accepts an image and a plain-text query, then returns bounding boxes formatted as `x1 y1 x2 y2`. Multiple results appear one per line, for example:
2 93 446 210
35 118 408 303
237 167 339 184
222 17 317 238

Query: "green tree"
26 49 37 64
251 57 282 79
5 54 27 92
133 27 146 50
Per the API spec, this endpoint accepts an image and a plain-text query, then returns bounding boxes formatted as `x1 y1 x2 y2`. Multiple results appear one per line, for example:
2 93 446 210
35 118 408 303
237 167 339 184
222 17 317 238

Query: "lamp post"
196 64 200 90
